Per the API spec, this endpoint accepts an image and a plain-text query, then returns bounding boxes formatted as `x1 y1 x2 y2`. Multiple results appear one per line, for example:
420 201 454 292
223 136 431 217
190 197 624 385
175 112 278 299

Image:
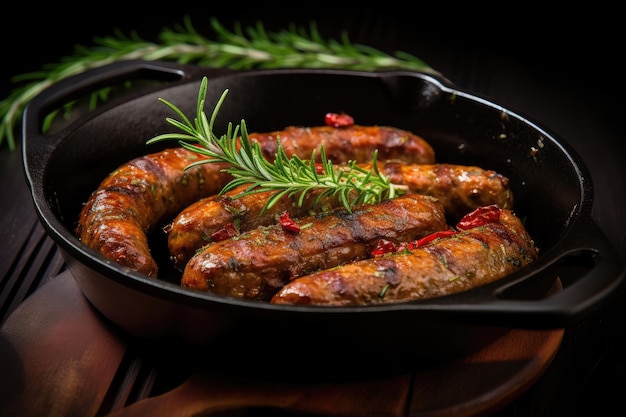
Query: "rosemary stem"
0 17 439 152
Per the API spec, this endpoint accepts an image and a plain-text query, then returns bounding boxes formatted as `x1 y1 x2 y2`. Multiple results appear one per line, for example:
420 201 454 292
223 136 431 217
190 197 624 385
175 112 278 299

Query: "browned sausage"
167 184 340 271
381 162 514 219
270 208 538 306
75 147 232 277
248 124 435 165
76 124 436 277
181 194 448 301
167 162 513 270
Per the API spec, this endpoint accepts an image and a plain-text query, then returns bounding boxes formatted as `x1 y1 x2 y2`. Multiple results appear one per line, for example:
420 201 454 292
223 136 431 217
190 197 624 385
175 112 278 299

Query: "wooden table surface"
1 7 624 417
0 270 566 417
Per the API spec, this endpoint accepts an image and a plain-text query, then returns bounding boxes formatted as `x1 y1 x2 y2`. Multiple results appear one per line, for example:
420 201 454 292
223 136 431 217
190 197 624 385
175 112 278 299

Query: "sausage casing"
75 148 231 277
167 185 339 271
248 124 435 165
381 162 513 220
270 208 538 306
167 162 513 270
181 194 448 301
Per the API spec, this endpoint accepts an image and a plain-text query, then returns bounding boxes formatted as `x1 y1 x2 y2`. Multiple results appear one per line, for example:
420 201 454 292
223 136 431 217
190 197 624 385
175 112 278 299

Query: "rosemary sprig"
147 77 406 213
0 16 439 152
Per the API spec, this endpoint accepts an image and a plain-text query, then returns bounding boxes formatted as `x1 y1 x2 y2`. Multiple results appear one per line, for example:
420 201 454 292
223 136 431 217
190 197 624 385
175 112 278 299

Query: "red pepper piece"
314 163 325 174
211 222 239 242
324 112 355 127
279 211 300 233
412 230 458 248
456 204 501 230
370 239 397 256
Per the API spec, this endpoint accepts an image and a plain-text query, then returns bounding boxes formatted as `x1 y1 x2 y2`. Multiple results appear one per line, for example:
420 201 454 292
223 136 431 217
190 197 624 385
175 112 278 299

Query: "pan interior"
43 70 585 287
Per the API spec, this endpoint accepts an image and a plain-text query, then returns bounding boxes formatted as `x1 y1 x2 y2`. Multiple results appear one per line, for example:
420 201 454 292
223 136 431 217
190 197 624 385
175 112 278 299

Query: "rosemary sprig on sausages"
148 76 408 213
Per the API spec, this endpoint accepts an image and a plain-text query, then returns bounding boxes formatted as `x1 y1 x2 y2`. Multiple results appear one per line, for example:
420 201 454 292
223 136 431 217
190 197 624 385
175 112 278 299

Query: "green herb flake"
379 284 390 298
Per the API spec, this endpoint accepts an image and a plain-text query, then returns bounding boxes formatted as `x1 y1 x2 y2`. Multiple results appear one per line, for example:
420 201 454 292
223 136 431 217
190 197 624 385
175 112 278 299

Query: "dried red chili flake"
279 211 300 233
456 204 501 230
410 230 459 249
210 222 239 242
370 239 397 256
325 112 355 127
314 163 325 174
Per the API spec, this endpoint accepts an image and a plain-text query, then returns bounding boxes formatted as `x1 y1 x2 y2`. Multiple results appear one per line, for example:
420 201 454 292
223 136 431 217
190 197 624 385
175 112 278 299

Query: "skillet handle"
22 60 233 186
478 215 625 327
22 60 192 150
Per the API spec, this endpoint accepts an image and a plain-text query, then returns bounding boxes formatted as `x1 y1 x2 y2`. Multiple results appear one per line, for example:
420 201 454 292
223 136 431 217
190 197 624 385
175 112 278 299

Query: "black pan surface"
21 60 625 377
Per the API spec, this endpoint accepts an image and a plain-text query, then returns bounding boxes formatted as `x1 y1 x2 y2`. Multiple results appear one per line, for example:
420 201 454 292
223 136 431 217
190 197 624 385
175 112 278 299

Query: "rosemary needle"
147 77 407 213
0 17 439 152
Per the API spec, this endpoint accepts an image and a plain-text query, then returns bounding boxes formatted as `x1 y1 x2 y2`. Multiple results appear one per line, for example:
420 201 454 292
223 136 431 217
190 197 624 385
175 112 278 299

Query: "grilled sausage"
167 162 513 270
247 124 435 165
181 194 448 301
167 184 340 271
76 124 435 277
75 147 231 277
381 162 513 220
271 208 538 306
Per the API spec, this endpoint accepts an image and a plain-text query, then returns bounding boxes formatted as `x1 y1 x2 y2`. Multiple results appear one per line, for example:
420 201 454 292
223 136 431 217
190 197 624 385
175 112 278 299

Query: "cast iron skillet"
22 60 625 377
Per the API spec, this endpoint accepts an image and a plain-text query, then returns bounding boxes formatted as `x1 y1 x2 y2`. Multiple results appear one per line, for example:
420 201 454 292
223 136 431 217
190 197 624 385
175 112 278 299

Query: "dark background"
4 4 622 271
1 4 624 416
2 5 622 101
2 5 622 162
